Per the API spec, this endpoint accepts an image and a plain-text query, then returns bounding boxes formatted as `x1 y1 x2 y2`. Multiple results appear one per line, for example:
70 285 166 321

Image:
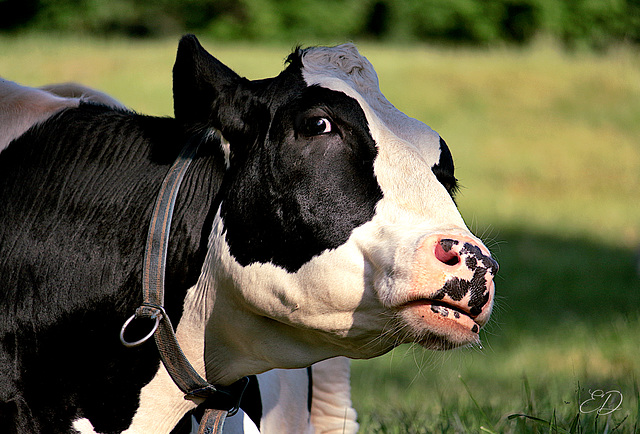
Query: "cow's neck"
162 134 226 320
126 134 229 431
193 211 391 385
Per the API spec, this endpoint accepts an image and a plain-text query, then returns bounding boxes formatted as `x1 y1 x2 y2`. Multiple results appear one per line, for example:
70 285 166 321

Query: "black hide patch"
220 83 383 273
431 137 459 197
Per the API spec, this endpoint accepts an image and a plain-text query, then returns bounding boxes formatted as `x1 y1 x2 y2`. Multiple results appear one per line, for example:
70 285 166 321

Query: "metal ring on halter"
119 313 160 348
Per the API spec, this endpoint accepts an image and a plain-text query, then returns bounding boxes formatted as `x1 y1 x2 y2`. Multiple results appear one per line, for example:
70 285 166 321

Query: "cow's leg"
253 368 314 433
310 357 359 434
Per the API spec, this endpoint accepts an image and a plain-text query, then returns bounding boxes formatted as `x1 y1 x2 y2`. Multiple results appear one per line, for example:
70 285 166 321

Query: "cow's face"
173 36 497 384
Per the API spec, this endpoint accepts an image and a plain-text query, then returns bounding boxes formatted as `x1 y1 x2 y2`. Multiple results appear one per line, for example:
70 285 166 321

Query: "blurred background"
2 1 639 432
1 0 640 49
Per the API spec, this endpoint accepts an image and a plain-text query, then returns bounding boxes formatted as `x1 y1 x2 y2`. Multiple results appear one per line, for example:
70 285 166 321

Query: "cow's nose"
434 238 499 276
434 239 462 266
412 234 497 322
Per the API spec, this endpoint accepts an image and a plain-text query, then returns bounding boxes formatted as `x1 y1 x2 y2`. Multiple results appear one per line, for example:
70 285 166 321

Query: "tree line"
1 0 638 49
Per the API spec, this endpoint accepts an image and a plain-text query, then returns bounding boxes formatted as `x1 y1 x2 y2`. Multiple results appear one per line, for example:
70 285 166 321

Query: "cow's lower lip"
398 299 481 348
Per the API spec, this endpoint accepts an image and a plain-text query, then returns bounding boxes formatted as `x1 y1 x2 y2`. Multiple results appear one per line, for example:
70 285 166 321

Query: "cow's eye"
301 117 333 136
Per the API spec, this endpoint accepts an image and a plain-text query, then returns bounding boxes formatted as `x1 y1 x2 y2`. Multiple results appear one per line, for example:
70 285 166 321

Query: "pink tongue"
430 304 479 333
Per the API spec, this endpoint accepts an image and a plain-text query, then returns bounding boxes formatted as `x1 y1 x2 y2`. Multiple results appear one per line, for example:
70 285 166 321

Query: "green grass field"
2 35 639 433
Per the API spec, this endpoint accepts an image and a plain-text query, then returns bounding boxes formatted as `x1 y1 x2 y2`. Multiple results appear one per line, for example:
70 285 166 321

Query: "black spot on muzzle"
432 242 497 317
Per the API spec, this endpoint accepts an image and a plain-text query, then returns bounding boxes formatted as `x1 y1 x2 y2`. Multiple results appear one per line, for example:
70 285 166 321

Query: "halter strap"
120 138 247 432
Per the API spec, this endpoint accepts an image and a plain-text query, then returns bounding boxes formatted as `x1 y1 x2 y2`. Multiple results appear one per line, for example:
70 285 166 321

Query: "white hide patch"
300 45 442 164
72 418 98 434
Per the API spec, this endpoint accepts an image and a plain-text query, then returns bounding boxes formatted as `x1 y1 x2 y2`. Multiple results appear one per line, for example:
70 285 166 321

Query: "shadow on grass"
488 228 640 331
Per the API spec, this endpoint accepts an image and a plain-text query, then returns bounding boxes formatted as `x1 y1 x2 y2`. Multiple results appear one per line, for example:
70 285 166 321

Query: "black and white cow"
0 35 498 433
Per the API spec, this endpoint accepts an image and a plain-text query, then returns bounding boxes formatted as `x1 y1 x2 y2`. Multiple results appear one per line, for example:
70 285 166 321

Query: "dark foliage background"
1 0 639 49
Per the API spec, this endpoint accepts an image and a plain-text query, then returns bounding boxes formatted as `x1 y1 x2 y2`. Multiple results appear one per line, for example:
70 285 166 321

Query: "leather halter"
120 138 247 433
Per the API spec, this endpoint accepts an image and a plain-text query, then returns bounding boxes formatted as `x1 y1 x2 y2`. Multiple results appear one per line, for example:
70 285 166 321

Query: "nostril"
435 240 460 266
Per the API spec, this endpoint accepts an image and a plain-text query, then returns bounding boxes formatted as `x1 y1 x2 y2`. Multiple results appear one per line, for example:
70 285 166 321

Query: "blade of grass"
568 411 580 434
611 414 628 432
507 414 571 434
459 375 496 432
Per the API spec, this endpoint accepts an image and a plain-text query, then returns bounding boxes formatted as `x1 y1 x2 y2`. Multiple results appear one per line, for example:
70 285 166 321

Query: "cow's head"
173 35 497 384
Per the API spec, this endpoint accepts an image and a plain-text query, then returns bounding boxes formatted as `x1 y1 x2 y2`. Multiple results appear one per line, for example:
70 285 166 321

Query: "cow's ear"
173 34 264 144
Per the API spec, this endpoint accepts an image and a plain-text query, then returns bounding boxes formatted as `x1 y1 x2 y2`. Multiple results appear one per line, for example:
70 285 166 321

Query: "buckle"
186 377 249 416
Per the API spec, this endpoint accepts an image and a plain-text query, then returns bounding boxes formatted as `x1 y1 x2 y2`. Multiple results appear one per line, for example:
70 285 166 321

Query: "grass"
2 34 639 432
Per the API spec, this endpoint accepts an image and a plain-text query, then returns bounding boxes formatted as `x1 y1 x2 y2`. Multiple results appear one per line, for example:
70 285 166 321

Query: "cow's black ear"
173 34 264 145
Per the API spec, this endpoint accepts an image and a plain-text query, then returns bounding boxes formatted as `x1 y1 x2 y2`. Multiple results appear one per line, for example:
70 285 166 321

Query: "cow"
0 35 498 433
38 82 126 109
0 79 125 152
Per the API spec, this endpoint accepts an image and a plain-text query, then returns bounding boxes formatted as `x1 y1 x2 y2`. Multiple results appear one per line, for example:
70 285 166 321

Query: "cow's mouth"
397 298 482 349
